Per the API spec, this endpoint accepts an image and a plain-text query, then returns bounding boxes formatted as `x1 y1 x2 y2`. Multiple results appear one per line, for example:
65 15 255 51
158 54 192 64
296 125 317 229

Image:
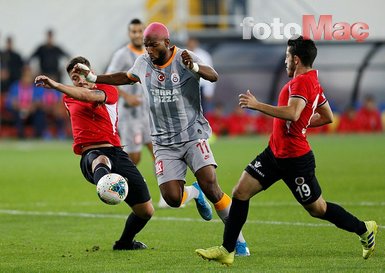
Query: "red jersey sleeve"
317 86 327 107
289 76 309 103
94 84 118 104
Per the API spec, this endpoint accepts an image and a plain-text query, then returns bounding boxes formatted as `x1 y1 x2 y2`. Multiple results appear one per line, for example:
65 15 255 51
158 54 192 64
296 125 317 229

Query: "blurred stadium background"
1 2 384 272
0 0 384 137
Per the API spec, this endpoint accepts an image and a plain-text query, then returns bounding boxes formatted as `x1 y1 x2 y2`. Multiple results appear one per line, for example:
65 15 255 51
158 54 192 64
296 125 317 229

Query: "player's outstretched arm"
181 50 218 82
195 64 219 82
239 90 306 121
35 75 106 103
74 63 137 86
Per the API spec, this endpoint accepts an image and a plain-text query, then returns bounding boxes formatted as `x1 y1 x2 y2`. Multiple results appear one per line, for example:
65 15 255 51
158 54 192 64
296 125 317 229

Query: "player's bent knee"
91 155 111 171
304 205 327 218
165 199 182 208
232 187 252 201
162 194 182 208
307 209 324 218
133 202 154 219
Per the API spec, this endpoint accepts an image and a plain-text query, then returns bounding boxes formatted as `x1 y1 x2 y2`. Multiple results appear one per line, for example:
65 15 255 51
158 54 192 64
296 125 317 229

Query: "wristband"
76 63 97 82
191 62 199 73
86 72 97 83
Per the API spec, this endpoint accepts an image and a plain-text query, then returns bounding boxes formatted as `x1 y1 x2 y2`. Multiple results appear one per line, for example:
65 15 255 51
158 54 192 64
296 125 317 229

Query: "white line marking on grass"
1 209 384 229
2 201 385 208
249 201 385 207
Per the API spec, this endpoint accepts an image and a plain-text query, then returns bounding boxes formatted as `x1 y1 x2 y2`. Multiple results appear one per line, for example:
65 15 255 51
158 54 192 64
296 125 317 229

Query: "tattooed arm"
35 75 106 103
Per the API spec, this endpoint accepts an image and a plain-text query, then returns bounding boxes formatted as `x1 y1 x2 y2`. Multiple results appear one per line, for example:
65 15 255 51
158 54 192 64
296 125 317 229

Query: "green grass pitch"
0 134 384 272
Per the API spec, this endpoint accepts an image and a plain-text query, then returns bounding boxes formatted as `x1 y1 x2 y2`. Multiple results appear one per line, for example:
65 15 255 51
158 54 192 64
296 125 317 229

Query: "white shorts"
153 139 217 185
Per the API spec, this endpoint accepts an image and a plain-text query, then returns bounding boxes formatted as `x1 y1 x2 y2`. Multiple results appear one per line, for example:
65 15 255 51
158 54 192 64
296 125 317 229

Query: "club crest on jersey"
171 73 180 83
157 73 165 82
295 177 305 185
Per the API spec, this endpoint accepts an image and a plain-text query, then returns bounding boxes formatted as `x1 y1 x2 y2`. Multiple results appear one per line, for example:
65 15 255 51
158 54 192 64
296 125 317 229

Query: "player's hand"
73 63 97 82
73 63 90 76
239 90 259 110
34 75 59 89
181 50 194 69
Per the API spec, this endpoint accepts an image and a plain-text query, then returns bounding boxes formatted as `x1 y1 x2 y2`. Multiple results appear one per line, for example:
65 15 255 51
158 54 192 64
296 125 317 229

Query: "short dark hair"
287 35 317 67
129 18 142 26
66 56 91 74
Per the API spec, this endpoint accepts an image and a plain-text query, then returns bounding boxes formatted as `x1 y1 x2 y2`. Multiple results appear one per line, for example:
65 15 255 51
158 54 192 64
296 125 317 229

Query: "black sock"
117 213 150 245
321 202 366 235
222 198 249 253
93 163 110 185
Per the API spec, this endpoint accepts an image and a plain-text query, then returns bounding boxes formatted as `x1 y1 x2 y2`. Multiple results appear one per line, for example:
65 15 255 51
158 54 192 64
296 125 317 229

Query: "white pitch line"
0 209 383 229
1 201 385 208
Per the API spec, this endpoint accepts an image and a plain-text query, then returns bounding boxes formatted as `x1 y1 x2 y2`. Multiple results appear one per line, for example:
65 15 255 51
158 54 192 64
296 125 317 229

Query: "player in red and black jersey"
196 36 377 265
35 56 153 251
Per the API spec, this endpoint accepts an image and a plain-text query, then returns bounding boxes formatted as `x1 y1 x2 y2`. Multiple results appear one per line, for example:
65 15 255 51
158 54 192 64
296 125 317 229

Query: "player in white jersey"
75 22 250 256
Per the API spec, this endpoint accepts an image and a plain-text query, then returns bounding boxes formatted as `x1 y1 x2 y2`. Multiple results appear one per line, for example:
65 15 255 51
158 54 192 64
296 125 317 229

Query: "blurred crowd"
208 95 384 137
0 30 69 139
0 29 383 140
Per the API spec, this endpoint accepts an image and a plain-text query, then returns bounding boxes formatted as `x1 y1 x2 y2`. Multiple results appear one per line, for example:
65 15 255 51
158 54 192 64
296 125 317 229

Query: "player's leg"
191 139 250 255
284 151 377 259
303 195 365 234
114 200 153 250
190 138 251 254
188 137 252 253
80 149 112 185
157 173 210 213
283 152 366 234
112 148 154 250
157 190 171 208
196 146 281 263
91 155 111 181
158 178 206 210
194 165 230 222
154 143 208 210
159 180 185 207
195 171 263 264
303 195 377 259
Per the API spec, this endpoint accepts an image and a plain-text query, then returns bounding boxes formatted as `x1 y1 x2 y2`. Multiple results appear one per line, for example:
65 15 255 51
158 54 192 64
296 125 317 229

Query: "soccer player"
106 19 153 165
106 18 170 209
195 36 378 265
35 56 154 251
74 22 250 256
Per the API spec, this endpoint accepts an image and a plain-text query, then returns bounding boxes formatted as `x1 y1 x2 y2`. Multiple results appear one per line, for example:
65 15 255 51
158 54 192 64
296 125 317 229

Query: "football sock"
214 193 232 222
181 186 199 206
118 213 150 244
321 202 366 235
215 195 247 247
222 197 249 252
93 163 111 185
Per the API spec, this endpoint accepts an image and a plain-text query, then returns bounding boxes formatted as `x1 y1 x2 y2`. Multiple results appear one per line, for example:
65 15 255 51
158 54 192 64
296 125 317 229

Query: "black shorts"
80 147 151 207
245 146 322 205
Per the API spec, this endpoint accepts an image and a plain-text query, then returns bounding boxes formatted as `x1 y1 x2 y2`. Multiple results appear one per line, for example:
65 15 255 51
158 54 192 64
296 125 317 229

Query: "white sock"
182 185 199 205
